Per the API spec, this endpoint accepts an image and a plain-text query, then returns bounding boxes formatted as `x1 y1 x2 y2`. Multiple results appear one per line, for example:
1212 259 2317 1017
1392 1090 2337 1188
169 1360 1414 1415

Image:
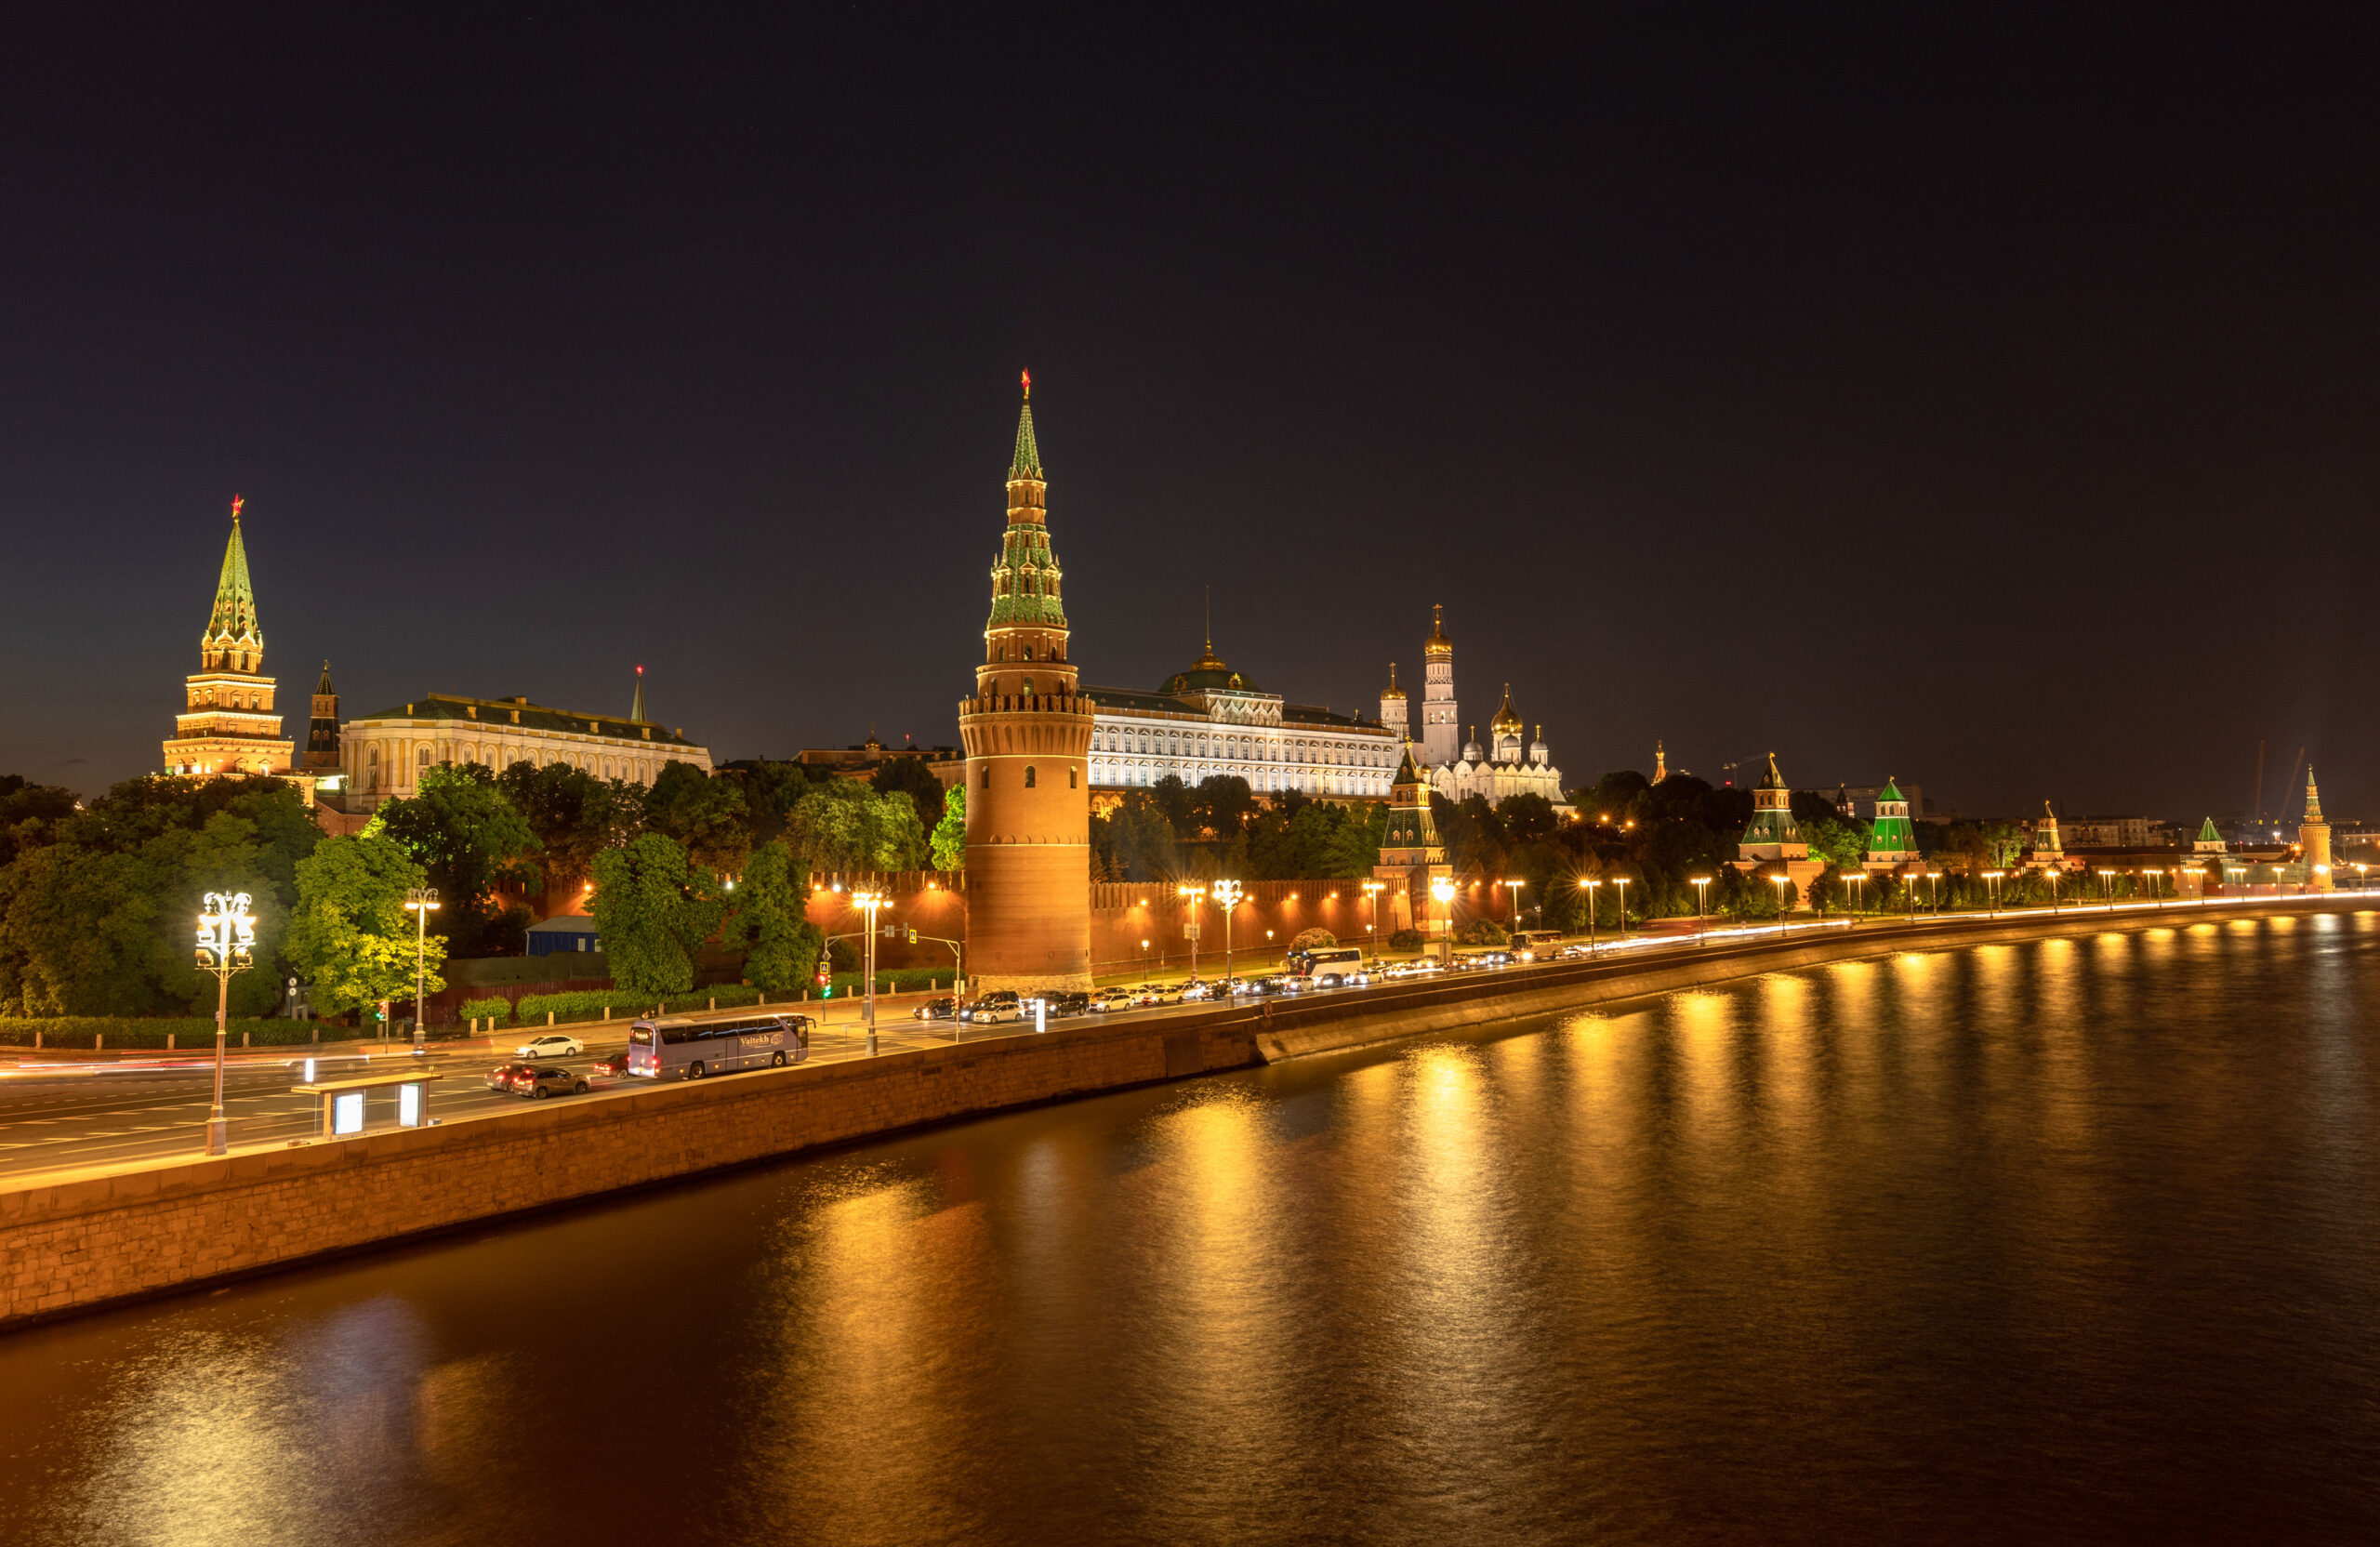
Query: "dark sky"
6 8 2375 821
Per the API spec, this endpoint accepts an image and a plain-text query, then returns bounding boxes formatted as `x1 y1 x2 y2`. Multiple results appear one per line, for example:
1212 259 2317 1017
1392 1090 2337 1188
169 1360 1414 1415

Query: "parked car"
1089 987 1133 1012
513 1033 585 1060
913 996 959 1021
589 1050 633 1078
1248 974 1293 996
485 1060 537 1091
1177 980 1216 1001
509 1065 589 1099
1049 991 1091 1017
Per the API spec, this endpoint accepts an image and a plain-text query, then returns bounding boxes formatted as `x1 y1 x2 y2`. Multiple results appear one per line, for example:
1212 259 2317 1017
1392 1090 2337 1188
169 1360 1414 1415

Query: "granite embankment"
1 896 2354 1329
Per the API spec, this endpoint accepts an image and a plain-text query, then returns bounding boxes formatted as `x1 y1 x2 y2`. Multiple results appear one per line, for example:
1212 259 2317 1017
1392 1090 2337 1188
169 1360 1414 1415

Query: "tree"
1148 774 1196 839
731 840 825 992
870 756 949 830
1805 866 1851 916
375 763 542 954
1289 928 1337 950
1586 770 1651 821
930 784 967 870
785 783 932 875
498 760 643 898
590 832 725 998
1092 791 1178 882
1804 815 1869 870
1189 774 1257 840
646 759 752 875
284 835 446 1015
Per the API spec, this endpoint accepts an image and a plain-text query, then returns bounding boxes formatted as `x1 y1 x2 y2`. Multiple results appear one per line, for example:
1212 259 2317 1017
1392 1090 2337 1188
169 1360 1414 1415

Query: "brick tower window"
1025 766 1038 788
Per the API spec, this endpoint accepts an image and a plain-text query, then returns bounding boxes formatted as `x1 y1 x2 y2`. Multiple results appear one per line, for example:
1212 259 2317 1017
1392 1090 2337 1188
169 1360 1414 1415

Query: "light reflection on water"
5 912 2380 1545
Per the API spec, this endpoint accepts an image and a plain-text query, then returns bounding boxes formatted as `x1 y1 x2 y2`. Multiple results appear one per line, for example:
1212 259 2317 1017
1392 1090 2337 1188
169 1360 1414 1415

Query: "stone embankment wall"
1 898 2351 1329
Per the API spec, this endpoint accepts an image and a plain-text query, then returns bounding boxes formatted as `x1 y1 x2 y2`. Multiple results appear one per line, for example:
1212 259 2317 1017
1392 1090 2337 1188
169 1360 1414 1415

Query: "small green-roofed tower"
1864 776 1920 866
1375 743 1452 937
1738 752 1808 861
2193 816 2228 853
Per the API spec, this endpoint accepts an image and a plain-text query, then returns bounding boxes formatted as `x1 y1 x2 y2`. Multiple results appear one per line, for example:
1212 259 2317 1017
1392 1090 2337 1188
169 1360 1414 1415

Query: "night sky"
7 10 2374 821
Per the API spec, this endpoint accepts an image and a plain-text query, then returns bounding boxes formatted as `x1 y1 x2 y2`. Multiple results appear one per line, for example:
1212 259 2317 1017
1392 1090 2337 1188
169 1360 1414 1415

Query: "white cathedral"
1380 606 1573 814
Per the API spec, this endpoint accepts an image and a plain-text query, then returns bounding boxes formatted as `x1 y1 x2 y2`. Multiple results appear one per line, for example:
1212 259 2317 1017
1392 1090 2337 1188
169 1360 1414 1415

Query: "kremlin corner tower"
958 376 1095 990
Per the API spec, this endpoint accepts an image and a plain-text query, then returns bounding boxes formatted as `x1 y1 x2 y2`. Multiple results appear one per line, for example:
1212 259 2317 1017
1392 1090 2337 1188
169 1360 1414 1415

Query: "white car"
514 1033 586 1059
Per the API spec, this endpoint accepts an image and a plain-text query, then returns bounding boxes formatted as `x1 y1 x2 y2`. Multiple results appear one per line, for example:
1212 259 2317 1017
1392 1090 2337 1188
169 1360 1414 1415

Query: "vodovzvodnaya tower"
959 374 1096 990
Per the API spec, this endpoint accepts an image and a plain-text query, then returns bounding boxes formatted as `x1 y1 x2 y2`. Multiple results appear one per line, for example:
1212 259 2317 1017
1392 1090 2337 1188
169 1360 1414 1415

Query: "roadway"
0 890 2351 1182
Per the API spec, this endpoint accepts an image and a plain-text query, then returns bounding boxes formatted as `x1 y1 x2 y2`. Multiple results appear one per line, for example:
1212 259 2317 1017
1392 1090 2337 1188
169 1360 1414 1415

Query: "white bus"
1286 945 1371 987
1506 930 1565 960
626 1012 813 1081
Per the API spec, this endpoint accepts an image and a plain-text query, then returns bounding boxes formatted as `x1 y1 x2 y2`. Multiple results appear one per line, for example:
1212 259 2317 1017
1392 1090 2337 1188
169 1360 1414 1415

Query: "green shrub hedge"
458 997 514 1025
0 1017 329 1051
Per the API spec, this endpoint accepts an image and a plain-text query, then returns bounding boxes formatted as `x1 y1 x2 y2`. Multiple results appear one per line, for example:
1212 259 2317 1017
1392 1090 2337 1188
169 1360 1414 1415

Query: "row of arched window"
1091 724 1390 768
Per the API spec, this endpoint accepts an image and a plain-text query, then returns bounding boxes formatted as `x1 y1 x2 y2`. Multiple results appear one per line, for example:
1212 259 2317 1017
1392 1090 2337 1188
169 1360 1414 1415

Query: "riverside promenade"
1 892 2360 1329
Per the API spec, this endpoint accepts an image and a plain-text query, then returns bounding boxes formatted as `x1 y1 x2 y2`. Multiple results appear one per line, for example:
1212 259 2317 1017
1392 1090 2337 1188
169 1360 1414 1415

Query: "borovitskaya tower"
958 375 1095 990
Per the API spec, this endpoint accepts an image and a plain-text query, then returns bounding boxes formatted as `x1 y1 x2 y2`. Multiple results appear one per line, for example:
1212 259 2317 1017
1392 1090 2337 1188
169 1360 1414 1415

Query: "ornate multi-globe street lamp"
1358 879 1383 965
194 891 257 1156
1211 879 1243 992
1430 876 1456 948
404 887 440 1048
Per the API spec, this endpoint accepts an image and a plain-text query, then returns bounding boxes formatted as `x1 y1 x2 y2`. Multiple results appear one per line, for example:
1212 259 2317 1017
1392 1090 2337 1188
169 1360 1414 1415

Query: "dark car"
509 1065 588 1099
1051 991 1091 1018
913 996 958 1021
485 1060 537 1092
590 1050 633 1078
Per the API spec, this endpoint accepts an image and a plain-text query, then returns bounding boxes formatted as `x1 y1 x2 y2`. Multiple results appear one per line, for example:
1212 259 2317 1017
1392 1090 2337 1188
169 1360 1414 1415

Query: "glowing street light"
195 892 257 1156
1845 869 1867 923
1580 878 1603 954
1213 879 1244 990
1178 882 1207 983
1613 877 1632 943
853 890 889 1054
1359 879 1384 965
403 887 440 1049
2096 866 2117 909
1431 876 1456 945
1503 878 1527 932
1981 870 2003 918
1769 873 1790 932
1690 875 1711 944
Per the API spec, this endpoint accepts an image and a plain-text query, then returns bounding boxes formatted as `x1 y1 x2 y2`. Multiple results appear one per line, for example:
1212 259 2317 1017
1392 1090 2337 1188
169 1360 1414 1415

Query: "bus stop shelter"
291 1069 444 1139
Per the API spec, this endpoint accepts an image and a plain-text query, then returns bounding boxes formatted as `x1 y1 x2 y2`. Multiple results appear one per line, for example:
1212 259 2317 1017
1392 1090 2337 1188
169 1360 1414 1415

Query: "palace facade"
1085 639 1399 805
339 669 711 810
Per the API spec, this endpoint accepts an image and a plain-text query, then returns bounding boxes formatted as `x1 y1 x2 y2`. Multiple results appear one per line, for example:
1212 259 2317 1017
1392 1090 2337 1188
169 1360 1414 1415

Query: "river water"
4 910 2377 1545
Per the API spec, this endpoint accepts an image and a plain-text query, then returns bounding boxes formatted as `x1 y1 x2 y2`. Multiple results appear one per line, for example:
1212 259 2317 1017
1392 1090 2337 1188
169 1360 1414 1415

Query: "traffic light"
906 926 919 945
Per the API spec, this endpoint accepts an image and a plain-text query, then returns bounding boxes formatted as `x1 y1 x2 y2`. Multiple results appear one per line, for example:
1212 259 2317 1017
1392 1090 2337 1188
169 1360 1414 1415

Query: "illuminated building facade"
340 672 710 811
1086 638 1397 803
2300 769 2334 891
1373 746 1451 936
162 498 311 802
1862 776 1921 870
959 376 1095 990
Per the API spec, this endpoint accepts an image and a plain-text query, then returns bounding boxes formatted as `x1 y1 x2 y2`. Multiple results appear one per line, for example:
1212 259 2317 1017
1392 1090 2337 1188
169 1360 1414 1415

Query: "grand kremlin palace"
1084 640 1397 804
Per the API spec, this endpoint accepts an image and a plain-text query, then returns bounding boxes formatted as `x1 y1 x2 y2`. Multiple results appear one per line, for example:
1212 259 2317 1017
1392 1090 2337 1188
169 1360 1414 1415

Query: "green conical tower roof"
1877 775 1903 801
629 665 648 722
1010 370 1042 480
2306 767 2325 823
2198 816 2222 843
199 496 264 671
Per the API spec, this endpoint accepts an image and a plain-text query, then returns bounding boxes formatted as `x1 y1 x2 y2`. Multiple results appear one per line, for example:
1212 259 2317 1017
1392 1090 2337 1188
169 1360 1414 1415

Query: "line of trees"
0 754 962 1019
1091 775 1386 882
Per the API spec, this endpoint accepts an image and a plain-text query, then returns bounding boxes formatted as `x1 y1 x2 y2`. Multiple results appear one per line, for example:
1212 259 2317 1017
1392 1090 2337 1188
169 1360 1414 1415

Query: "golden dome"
1424 603 1453 658
1491 683 1523 734
1381 662 1407 700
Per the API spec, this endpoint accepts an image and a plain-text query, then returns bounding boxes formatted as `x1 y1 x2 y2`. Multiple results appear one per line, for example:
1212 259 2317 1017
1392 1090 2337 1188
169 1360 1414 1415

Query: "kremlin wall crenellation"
142 377 2351 1010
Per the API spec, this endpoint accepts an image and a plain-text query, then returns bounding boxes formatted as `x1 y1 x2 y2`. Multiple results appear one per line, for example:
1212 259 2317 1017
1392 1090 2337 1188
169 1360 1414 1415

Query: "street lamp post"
1613 878 1631 944
1580 879 1602 954
1503 879 1527 935
1769 873 1791 932
1178 883 1206 983
1845 869 1867 922
1431 877 1456 954
1359 879 1383 965
195 892 257 1156
1690 875 1711 943
2097 867 2116 909
853 890 887 1055
1982 870 2003 917
403 887 440 1049
1212 879 1243 992
1907 869 1924 920
1141 938 1152 980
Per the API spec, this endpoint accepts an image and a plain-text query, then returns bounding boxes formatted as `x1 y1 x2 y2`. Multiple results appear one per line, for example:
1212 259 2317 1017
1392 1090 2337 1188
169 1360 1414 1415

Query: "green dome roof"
1161 640 1259 694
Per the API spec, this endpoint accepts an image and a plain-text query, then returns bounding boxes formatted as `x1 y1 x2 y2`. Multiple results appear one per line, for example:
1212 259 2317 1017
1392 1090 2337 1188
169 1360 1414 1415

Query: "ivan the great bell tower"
958 374 1095 990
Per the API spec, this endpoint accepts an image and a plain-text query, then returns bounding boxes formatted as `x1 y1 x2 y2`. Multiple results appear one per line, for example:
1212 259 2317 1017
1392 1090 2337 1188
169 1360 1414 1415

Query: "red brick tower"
959 374 1095 989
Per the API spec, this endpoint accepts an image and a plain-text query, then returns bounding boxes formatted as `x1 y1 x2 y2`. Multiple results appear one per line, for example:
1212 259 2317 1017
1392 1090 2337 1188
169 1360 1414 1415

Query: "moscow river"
4 910 2378 1545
